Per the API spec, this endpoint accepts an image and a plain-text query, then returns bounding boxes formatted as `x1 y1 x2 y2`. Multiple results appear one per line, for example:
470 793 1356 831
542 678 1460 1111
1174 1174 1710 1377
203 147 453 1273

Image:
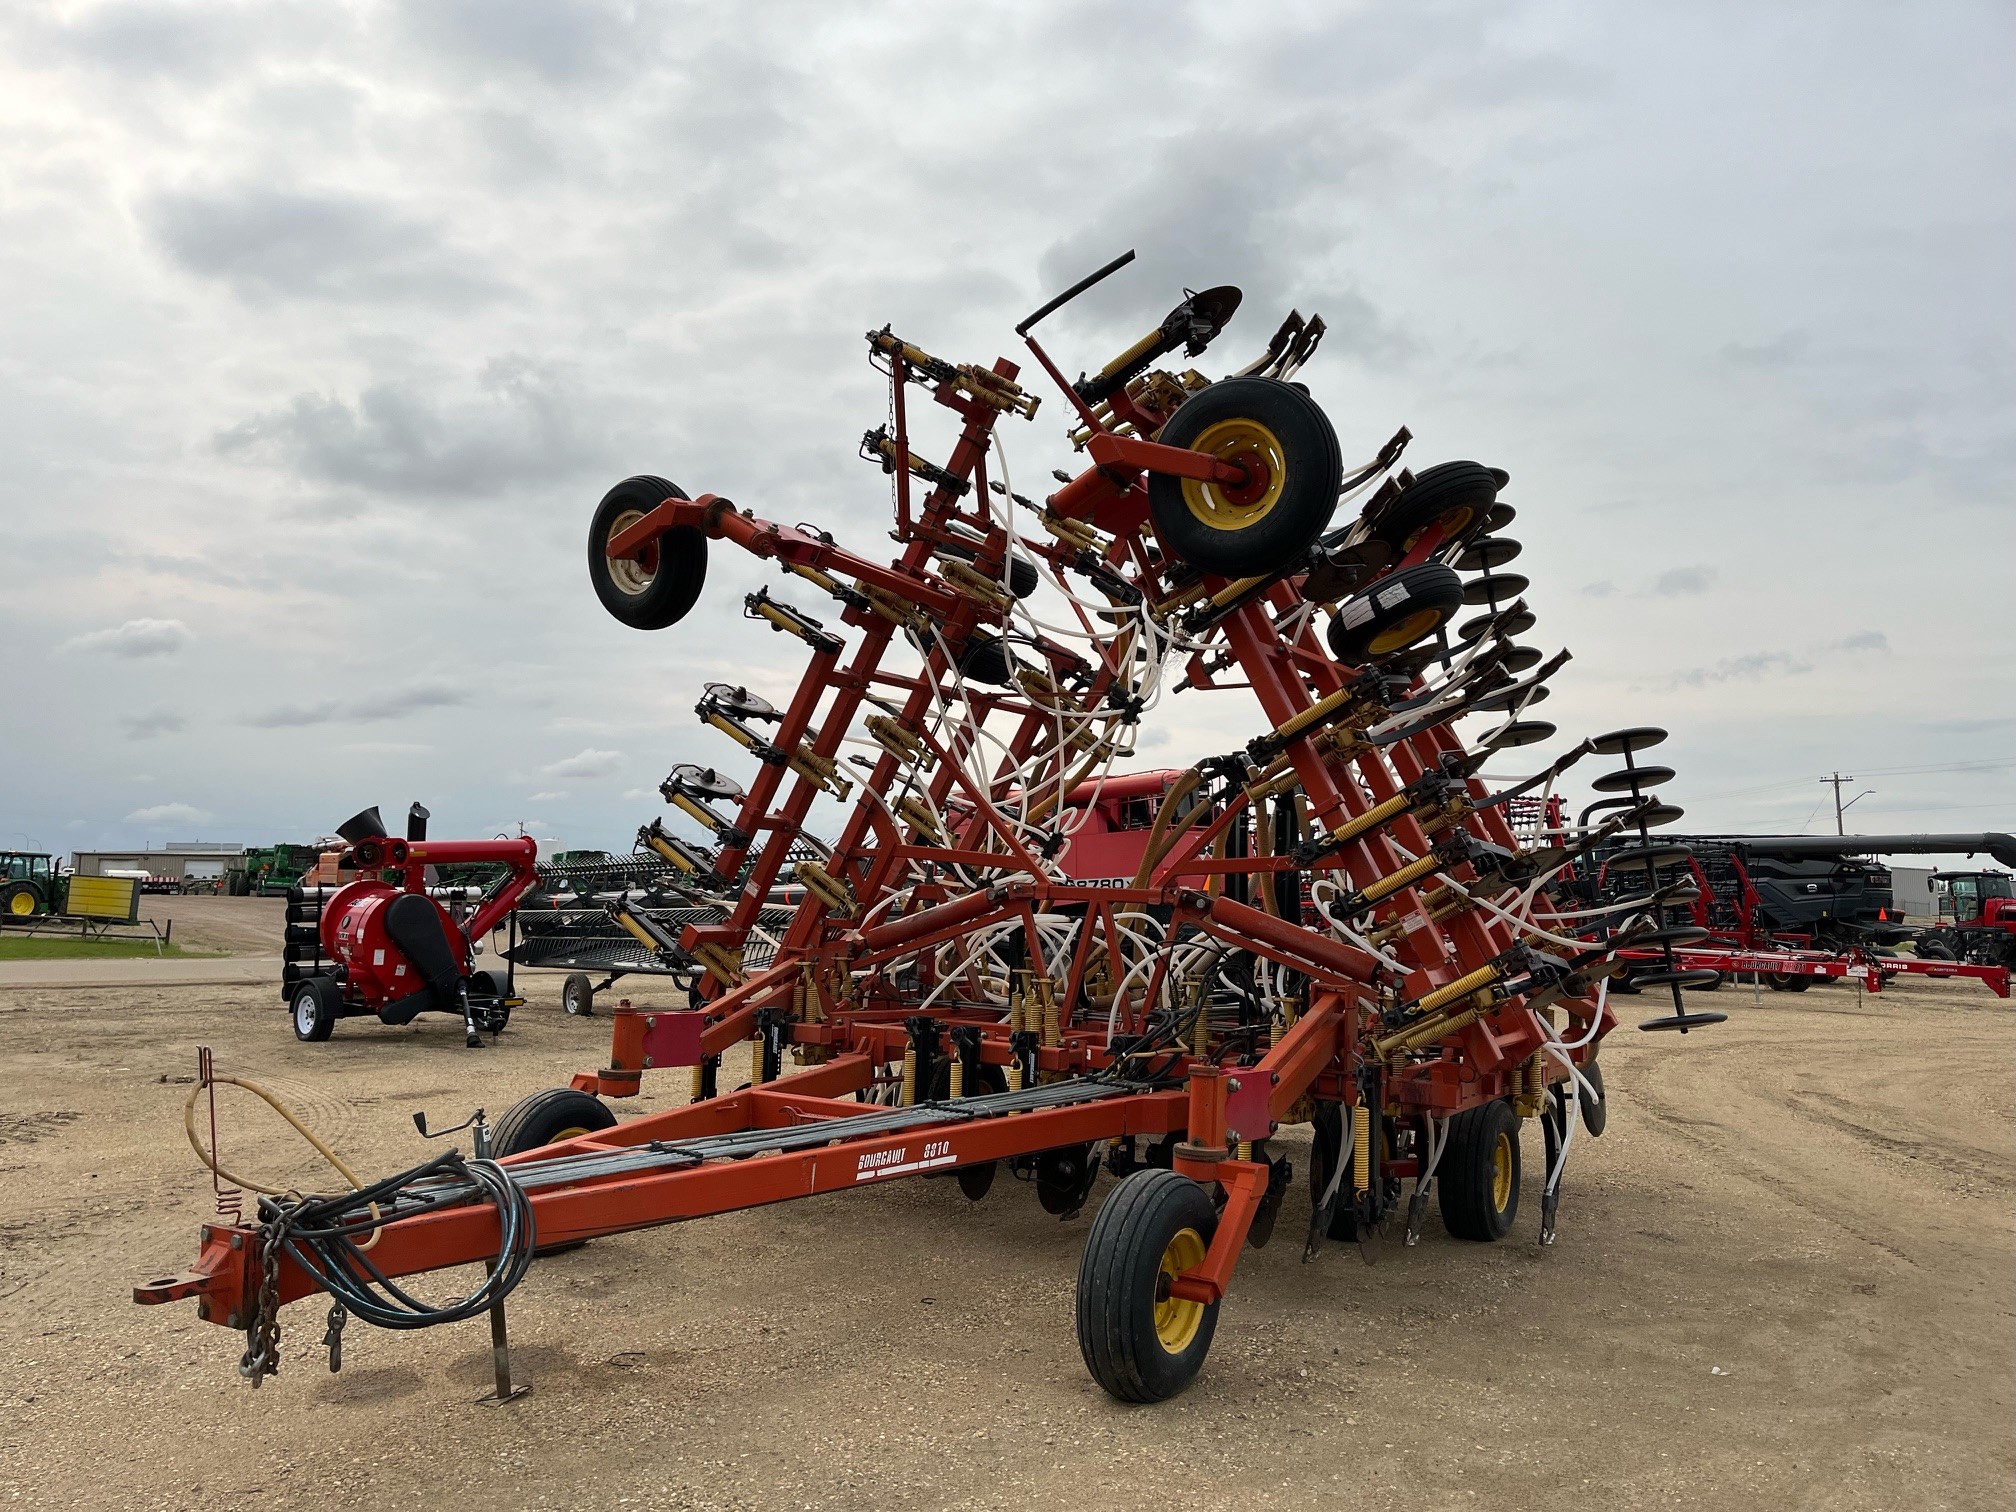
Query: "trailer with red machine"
138 251 1724 1405
281 803 539 1046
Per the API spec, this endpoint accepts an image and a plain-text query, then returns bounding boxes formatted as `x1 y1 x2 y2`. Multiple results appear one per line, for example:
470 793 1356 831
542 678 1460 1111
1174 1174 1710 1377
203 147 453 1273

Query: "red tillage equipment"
139 250 1717 1403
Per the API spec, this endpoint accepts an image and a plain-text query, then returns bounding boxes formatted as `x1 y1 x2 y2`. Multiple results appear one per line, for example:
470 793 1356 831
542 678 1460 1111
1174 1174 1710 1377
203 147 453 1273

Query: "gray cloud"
1664 629 1891 689
398 0 655 84
60 618 191 657
1650 566 1717 597
126 801 212 826
215 356 597 497
120 708 186 740
142 185 500 306
1722 330 1810 370
541 749 624 781
246 683 470 729
0 0 2006 857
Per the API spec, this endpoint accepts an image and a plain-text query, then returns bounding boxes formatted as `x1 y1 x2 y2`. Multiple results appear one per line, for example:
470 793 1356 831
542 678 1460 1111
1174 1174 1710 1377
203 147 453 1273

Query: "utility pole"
1820 772 1873 834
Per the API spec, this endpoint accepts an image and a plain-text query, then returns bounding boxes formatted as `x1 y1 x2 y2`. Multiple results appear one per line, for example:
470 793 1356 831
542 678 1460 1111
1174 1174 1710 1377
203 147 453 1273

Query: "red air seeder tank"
139 251 1722 1403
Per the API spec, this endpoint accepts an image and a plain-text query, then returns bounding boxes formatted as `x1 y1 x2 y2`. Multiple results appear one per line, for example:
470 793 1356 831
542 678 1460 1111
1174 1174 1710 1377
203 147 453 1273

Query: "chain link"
235 1211 290 1387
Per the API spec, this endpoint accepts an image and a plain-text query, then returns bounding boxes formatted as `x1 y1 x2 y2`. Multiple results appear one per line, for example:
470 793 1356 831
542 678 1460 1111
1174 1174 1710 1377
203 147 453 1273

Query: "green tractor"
234 843 321 897
1 852 64 918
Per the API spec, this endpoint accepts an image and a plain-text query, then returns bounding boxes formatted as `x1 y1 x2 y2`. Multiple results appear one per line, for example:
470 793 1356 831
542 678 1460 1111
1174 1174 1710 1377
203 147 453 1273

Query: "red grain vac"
283 803 540 1046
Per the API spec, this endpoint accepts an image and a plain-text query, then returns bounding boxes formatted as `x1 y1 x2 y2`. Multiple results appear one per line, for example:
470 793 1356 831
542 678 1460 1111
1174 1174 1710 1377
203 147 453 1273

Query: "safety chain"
236 1209 292 1387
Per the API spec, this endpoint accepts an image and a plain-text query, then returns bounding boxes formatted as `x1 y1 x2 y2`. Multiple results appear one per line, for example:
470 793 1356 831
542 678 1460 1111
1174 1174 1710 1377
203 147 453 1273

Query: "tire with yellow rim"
491 1087 618 1254
1360 459 1502 554
1146 377 1342 578
2 884 40 918
491 1087 617 1158
1325 562 1467 666
588 475 709 631
1076 1167 1221 1402
1440 1097 1521 1242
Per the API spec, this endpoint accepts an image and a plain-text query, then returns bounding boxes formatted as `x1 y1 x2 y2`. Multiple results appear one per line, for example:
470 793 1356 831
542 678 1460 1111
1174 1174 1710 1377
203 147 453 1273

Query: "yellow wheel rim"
1179 418 1287 532
1366 607 1443 656
1401 505 1475 552
553 1125 591 1144
1153 1226 1207 1353
7 892 33 916
1491 1131 1513 1212
605 510 656 594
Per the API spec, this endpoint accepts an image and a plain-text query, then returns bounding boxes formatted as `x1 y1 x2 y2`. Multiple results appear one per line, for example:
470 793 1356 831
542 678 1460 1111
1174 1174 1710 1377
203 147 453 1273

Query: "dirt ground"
135 895 287 956
1 970 2010 1512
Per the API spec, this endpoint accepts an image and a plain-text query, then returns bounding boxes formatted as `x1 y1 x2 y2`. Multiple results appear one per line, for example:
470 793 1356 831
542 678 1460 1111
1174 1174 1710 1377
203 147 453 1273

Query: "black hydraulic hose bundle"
240 1148 536 1382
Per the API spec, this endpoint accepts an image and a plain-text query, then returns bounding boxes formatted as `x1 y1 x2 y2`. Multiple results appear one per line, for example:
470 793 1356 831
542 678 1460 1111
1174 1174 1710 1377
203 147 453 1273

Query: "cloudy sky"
1 0 2009 866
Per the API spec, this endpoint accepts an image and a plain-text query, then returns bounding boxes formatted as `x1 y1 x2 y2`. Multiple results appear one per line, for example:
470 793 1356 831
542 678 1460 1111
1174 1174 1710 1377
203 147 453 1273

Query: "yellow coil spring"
899 1048 918 1107
1352 1103 1372 1195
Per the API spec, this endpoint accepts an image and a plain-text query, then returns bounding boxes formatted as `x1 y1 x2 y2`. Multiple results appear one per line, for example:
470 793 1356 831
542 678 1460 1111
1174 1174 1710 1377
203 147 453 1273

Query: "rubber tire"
291 976 339 1043
1440 1098 1520 1242
1326 562 1466 665
1916 933 1957 962
1147 377 1341 578
1765 972 1811 993
1 883 40 918
562 972 596 1016
958 633 1014 686
1076 1168 1221 1403
1364 460 1501 552
491 1087 617 1158
588 475 708 631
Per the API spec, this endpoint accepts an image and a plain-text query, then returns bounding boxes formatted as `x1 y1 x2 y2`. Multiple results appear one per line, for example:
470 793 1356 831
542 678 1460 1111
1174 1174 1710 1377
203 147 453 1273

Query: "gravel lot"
1 965 2009 1511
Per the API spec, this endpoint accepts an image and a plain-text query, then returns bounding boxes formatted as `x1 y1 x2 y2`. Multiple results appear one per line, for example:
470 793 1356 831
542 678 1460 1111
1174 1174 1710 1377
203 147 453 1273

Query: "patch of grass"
0 937 222 961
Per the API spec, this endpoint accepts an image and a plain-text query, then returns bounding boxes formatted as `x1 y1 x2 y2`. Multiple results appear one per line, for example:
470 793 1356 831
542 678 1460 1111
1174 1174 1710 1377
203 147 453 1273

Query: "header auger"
140 251 1720 1405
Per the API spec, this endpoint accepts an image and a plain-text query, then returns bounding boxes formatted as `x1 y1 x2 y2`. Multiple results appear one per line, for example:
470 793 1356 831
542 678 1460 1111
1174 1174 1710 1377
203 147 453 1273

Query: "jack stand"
476 1269 531 1406
469 1116 529 1406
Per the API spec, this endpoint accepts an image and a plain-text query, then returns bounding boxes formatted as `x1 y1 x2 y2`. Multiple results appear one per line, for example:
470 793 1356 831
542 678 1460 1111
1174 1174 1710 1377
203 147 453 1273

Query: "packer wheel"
1075 1168 1220 1402
1440 1098 1520 1242
1146 378 1341 578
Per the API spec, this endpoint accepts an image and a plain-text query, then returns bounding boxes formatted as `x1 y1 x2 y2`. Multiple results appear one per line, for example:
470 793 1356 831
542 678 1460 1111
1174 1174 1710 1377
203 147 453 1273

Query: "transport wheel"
2 884 38 917
1146 377 1341 578
1076 1168 1221 1403
291 976 339 1042
1765 972 1810 993
588 475 708 631
491 1087 617 1157
1364 460 1500 553
1325 562 1466 666
562 972 596 1016
1440 1099 1520 1242
1915 933 1956 962
491 1088 618 1254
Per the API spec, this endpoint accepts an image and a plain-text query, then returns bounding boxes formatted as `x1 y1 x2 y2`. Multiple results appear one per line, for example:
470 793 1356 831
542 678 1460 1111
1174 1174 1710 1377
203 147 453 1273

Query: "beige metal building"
70 843 243 884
